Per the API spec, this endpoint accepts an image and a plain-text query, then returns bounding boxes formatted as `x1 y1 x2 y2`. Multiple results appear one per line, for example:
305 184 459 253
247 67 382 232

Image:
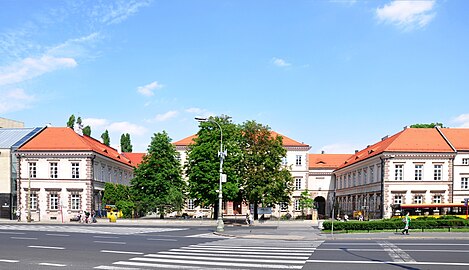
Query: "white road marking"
306 260 469 266
127 258 304 269
94 236 120 239
10 237 37 240
28 245 65 250
112 261 202 269
172 248 311 256
94 241 126 245
378 241 415 262
0 231 25 235
0 259 19 263
144 253 306 264
94 266 141 270
146 238 177 241
195 245 316 250
101 250 144 255
46 234 70 237
159 251 309 259
38 262 67 267
318 248 469 253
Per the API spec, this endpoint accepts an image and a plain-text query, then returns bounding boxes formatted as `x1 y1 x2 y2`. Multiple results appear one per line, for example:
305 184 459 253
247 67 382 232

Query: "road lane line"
0 232 25 235
0 259 19 263
112 261 202 269
317 248 469 253
306 260 469 266
101 250 144 255
169 248 311 256
38 262 67 267
11 237 37 240
146 238 178 241
46 234 70 237
126 258 304 269
159 251 309 259
94 236 120 239
94 266 141 269
143 253 306 264
28 245 65 250
94 241 126 245
193 245 316 250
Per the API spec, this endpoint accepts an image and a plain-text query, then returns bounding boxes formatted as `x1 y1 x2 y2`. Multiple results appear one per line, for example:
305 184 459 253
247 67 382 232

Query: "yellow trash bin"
109 212 117 223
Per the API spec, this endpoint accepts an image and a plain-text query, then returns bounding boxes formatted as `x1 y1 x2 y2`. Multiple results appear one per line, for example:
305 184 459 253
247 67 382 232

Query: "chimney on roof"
355 150 359 154
381 135 389 141
74 122 83 136
403 125 408 130
321 150 325 154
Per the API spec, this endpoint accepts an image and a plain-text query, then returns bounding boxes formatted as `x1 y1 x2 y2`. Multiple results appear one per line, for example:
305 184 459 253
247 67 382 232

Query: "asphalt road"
1 224 469 269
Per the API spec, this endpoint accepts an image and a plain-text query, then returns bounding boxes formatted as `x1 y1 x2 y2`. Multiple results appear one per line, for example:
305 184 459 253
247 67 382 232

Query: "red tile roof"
18 127 134 167
440 128 469 151
122 152 146 166
309 154 353 169
337 128 454 169
173 132 309 148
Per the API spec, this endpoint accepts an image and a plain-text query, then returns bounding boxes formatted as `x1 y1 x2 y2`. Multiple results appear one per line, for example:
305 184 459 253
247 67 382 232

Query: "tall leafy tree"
131 131 186 218
239 120 293 218
101 130 110 146
120 133 133 152
185 116 243 215
67 114 75 129
299 189 314 218
83 126 92 136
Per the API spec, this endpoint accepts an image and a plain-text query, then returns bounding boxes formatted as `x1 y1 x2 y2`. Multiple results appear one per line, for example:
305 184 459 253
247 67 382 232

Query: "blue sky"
1 0 468 153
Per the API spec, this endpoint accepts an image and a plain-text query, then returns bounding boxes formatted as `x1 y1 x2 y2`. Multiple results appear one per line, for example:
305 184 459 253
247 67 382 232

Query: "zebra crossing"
0 224 185 235
95 238 323 269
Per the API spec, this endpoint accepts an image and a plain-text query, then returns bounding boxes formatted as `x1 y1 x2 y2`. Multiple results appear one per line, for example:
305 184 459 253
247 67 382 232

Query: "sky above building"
1 0 468 153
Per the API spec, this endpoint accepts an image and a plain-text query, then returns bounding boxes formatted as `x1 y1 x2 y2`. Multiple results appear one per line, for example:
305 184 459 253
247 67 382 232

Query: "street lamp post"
195 117 226 232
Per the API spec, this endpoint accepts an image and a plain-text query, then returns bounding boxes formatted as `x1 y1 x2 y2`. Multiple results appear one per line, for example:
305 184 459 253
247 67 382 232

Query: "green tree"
120 133 133 152
103 183 134 218
101 130 110 146
239 120 293 219
67 114 75 129
131 131 186 218
185 116 243 216
299 189 314 218
83 126 91 136
410 123 444 128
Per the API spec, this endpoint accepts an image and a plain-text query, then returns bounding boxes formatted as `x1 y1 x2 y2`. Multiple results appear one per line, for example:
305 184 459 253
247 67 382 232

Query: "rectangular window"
433 195 441 204
462 177 469 189
71 162 80 179
414 195 423 204
395 165 404 180
281 157 288 166
295 178 302 190
71 194 80 210
394 195 403 204
187 199 194 210
294 200 300 211
414 165 423 181
363 169 368 184
280 202 288 211
50 193 59 210
29 193 37 210
50 162 58 179
353 172 356 186
463 158 469 165
433 164 442 180
295 155 302 166
28 162 37 178
370 166 374 182
358 170 362 185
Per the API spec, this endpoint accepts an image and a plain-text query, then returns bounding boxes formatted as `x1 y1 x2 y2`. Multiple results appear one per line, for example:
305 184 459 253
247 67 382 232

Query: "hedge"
322 217 469 231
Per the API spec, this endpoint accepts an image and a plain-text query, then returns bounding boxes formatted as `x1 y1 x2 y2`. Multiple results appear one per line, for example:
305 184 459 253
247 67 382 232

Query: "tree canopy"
185 116 243 209
120 133 133 152
410 123 444 128
131 131 186 217
67 114 75 129
101 130 110 146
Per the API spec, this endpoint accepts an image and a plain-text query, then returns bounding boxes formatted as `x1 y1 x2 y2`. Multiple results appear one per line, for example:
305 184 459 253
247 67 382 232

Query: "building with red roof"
16 127 136 222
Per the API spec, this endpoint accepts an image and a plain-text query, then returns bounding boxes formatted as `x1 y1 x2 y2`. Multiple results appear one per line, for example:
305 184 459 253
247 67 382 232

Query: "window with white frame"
358 170 362 185
433 195 441 204
463 158 469 165
50 162 58 179
353 172 356 186
433 164 442 180
29 192 37 210
394 195 403 204
370 166 374 182
462 177 469 189
395 164 404 180
295 178 302 190
414 195 423 204
71 193 80 210
50 193 59 210
295 155 302 166
414 164 423 181
71 162 80 179
363 168 368 184
28 162 37 178
187 199 194 210
294 199 300 211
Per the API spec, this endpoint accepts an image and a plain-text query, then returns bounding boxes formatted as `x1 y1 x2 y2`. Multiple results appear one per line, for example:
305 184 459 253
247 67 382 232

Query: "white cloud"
46 32 101 59
376 0 436 31
107 121 147 136
271 57 291 67
451 114 469 128
318 143 361 154
96 0 152 25
0 55 77 86
82 118 108 128
0 88 35 113
137 81 163 96
153 110 179 122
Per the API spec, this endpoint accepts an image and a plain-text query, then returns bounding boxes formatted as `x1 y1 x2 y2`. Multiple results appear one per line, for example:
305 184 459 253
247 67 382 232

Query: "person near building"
402 212 411 235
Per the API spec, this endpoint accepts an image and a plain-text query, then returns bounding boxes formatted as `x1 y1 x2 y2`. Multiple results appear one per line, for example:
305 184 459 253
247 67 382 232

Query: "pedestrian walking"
16 208 21 222
402 212 411 235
